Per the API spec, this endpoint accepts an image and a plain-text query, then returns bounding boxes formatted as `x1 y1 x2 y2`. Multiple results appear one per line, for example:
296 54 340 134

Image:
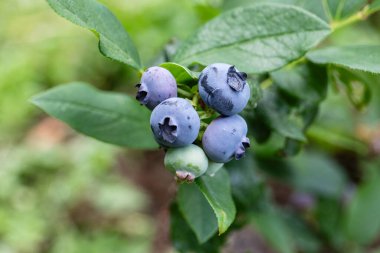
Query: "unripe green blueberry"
164 144 208 183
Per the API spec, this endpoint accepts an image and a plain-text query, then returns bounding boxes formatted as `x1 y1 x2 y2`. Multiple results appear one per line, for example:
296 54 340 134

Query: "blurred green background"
1 0 380 253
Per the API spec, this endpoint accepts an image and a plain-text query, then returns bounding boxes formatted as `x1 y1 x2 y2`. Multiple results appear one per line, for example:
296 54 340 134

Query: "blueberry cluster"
136 63 251 182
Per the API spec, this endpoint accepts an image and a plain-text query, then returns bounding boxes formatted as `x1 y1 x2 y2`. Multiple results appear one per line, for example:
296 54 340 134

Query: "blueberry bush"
30 0 380 252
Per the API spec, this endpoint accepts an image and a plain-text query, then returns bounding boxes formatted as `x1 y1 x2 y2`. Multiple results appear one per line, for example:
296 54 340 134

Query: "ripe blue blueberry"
150 97 200 147
164 144 208 182
202 115 250 163
136 66 177 110
198 63 250 116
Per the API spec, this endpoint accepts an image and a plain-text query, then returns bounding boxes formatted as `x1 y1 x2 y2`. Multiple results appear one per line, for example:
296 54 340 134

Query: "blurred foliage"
0 137 152 253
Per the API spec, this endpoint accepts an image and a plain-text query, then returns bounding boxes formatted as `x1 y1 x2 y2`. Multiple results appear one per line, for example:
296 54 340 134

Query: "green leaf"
255 155 294 179
177 184 218 243
326 0 367 20
225 155 264 209
360 73 380 126
370 0 380 13
247 63 328 152
290 152 347 198
345 169 380 244
251 133 287 157
31 83 157 149
170 203 199 252
283 214 322 253
174 3 330 73
330 66 372 109
196 168 236 234
160 62 198 85
307 45 380 74
307 124 369 155
306 85 369 155
251 208 296 253
271 62 328 104
47 0 142 70
252 86 307 142
315 198 346 246
282 0 329 21
282 139 303 157
170 203 224 253
206 162 224 177
223 0 329 21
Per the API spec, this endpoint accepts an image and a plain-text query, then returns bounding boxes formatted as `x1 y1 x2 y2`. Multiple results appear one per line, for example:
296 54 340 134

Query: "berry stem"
192 93 199 107
177 87 192 98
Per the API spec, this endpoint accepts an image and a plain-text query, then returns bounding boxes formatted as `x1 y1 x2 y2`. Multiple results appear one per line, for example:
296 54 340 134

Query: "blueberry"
164 144 208 183
198 63 250 116
150 97 200 147
202 115 250 163
136 66 177 110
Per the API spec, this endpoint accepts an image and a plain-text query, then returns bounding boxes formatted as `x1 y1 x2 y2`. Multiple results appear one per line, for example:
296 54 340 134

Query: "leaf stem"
331 5 370 31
